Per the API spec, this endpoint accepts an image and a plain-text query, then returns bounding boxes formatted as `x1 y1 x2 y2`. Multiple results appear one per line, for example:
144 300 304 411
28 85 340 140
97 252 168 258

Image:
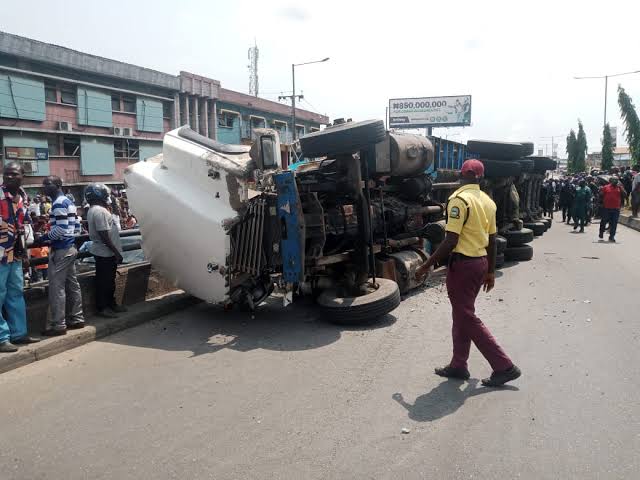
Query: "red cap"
461 159 484 178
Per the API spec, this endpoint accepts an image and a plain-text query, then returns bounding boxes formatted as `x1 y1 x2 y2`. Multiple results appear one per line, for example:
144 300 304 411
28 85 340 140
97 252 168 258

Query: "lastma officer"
417 159 521 387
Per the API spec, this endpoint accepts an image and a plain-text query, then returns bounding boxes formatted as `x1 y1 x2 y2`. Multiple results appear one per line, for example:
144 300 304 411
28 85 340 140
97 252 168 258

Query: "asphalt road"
1 219 639 480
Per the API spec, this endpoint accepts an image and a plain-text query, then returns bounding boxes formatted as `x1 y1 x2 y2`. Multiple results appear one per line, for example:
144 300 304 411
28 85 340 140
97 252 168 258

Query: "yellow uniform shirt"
445 184 497 257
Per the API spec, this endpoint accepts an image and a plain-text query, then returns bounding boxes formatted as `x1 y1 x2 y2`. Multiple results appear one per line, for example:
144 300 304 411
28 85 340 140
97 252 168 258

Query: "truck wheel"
502 228 534 247
517 159 535 173
496 252 505 269
480 159 522 178
504 244 534 261
496 235 507 254
527 156 558 173
524 221 545 236
299 119 386 158
520 142 535 157
467 140 525 160
539 218 551 230
317 278 401 325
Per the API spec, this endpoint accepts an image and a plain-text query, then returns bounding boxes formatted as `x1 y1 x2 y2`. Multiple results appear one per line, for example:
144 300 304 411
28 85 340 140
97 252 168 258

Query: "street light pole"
574 69 640 128
280 57 329 142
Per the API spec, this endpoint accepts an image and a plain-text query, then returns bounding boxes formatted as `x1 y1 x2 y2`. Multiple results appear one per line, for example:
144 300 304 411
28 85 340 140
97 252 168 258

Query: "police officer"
416 159 521 387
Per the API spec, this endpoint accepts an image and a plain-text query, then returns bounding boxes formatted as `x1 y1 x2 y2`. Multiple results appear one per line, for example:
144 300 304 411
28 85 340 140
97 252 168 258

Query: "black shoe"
67 322 86 330
435 365 471 380
482 365 522 387
0 341 18 353
12 336 41 344
599 232 604 239
579 228 584 233
96 309 119 319
609 237 616 243
41 328 67 337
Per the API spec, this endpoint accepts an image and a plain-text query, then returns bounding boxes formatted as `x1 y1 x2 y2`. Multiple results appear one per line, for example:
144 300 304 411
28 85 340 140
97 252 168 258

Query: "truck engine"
125 120 446 324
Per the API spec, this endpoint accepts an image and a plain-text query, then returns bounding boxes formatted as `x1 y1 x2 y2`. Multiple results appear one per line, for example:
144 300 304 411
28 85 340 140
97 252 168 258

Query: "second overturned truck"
125 120 555 324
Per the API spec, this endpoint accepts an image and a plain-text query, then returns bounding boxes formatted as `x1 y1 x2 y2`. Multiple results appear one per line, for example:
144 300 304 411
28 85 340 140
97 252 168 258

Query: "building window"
296 125 305 137
114 139 139 159
250 116 266 130
122 96 136 113
111 95 121 111
63 137 80 156
47 135 60 156
163 102 172 119
218 111 237 128
45 82 57 103
60 85 77 105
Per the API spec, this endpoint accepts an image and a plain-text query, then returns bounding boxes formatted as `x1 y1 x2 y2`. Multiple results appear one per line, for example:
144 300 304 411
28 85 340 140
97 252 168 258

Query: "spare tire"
502 228 534 247
299 119 386 158
467 140 525 160
496 252 505 269
496 235 507 254
524 221 545 236
317 278 400 325
520 142 535 157
504 244 534 261
480 159 522 178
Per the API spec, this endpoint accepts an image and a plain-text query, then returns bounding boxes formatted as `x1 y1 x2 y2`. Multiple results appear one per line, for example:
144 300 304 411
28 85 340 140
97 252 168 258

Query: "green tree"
601 123 614 171
575 120 588 173
566 129 577 173
618 84 640 164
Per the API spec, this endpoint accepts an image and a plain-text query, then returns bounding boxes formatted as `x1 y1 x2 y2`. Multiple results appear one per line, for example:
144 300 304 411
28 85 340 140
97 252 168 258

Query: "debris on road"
401 427 411 434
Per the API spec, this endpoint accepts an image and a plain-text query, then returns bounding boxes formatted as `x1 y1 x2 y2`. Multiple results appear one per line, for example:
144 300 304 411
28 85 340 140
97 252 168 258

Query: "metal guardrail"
27 229 142 268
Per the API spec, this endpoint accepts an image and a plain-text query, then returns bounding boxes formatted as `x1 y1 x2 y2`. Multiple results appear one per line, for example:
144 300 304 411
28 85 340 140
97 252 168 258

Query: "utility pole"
279 57 329 142
539 135 564 158
574 69 640 128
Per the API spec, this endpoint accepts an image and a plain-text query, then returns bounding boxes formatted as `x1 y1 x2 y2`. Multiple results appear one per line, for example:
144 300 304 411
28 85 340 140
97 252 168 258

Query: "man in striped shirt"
38 176 85 335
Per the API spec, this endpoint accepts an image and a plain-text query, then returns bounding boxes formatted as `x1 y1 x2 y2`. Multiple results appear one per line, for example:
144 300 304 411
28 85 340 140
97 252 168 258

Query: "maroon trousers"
446 256 513 372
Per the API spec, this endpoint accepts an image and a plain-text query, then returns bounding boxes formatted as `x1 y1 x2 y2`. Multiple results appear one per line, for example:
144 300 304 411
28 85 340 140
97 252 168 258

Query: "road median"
0 291 201 375
619 212 640 232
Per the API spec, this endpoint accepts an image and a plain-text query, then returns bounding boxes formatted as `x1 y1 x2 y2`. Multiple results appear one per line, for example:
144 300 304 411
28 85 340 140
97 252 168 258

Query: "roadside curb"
619 213 640 232
0 291 201 375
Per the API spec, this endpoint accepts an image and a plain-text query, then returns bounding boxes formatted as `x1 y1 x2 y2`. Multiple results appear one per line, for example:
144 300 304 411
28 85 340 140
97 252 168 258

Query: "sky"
4 0 640 156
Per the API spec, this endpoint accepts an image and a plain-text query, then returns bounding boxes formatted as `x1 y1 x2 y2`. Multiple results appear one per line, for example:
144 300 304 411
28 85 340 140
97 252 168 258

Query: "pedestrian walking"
0 162 40 352
559 180 573 223
85 184 127 318
416 159 521 387
599 177 626 242
572 180 591 233
36 176 85 335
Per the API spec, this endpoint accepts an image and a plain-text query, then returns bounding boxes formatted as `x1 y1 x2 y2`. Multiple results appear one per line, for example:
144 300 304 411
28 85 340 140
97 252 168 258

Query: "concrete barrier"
25 262 178 335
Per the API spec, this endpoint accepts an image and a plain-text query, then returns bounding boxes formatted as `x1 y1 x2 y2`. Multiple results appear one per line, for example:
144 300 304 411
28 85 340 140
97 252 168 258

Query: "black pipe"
361 149 376 284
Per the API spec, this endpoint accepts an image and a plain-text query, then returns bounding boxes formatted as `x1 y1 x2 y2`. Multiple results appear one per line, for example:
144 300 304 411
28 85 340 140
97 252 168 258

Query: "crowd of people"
539 166 639 241
0 162 137 353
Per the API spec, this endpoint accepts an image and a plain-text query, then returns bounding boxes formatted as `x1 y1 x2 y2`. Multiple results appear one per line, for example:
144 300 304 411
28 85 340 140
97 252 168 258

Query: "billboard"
389 95 472 128
4 147 48 160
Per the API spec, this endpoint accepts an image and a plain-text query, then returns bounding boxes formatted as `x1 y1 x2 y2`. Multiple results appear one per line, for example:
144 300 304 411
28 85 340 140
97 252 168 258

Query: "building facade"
0 31 328 198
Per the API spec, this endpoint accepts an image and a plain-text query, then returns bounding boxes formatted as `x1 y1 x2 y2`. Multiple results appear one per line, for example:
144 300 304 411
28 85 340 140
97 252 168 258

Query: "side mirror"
260 135 277 169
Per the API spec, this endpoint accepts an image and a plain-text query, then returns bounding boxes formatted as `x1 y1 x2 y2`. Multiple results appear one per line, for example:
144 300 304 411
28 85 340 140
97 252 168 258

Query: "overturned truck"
125 121 555 324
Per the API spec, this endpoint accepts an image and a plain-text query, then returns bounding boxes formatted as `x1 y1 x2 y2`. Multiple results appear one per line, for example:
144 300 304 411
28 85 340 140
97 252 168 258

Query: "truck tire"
520 142 535 157
517 159 535 173
496 235 507 254
539 218 551 230
502 228 534 247
317 278 401 325
504 244 534 261
524 221 545 236
480 159 522 178
528 156 557 173
467 140 525 160
299 119 386 158
496 252 505 269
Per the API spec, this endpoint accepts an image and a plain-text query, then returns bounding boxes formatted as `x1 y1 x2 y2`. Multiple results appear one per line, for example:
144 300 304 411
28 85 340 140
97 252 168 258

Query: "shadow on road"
101 296 397 357
392 379 518 422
